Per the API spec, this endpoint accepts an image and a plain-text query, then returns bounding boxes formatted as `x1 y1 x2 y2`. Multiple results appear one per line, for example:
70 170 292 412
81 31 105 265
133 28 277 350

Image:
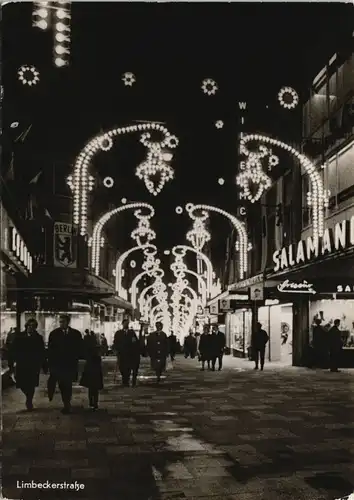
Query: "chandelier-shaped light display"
186 212 211 252
115 244 156 295
239 133 327 238
136 143 175 196
130 210 156 247
130 264 163 310
32 1 72 67
90 203 154 275
70 123 178 235
18 65 40 86
185 203 249 280
172 244 213 296
170 252 207 306
278 86 299 110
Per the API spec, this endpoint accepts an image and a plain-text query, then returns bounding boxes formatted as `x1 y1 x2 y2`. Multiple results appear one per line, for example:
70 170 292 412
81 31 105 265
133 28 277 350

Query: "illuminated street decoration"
17 65 40 86
70 123 177 234
130 264 163 309
277 280 316 295
122 72 136 86
201 78 218 96
186 213 211 252
136 143 175 196
32 2 72 67
115 244 156 295
103 176 114 188
215 120 224 129
240 134 327 238
130 212 156 247
172 245 213 298
91 203 154 275
278 86 299 110
186 204 249 280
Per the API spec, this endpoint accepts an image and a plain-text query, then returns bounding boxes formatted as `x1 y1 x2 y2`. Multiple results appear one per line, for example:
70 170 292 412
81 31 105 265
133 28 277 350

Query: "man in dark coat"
328 319 343 373
147 322 169 383
252 322 269 371
47 314 83 414
184 332 197 359
8 318 46 411
312 319 327 368
199 324 212 371
211 324 226 371
113 319 140 387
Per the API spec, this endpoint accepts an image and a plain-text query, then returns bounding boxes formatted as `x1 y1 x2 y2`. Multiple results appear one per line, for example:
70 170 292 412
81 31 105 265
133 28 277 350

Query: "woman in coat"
147 322 169 383
8 318 46 411
80 331 103 409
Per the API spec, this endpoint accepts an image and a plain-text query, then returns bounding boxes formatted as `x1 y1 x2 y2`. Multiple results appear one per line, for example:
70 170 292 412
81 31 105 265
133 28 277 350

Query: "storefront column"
293 298 309 366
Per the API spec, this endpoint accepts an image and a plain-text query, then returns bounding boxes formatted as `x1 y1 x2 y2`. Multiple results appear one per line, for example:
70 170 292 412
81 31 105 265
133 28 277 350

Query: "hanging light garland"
130 265 163 309
17 65 40 86
186 203 249 280
136 144 175 196
278 86 299 110
70 123 178 235
130 210 156 247
171 245 214 296
186 213 211 251
239 133 327 238
115 244 156 295
91 203 154 275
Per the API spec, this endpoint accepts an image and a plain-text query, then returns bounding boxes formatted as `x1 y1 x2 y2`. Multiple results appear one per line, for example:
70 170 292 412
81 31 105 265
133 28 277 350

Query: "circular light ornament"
99 135 113 151
164 250 170 255
278 86 299 110
165 135 179 149
103 176 114 188
175 206 183 214
121 198 127 204
122 72 136 87
18 65 40 86
10 122 19 128
218 178 225 185
201 78 218 96
215 120 224 129
130 260 136 268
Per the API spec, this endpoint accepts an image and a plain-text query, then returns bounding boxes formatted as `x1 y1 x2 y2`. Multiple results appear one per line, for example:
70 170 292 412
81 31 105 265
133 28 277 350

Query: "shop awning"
100 296 133 310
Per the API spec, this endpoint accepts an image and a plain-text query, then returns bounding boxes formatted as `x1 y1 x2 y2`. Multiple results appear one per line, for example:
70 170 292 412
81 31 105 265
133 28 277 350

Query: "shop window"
309 299 354 349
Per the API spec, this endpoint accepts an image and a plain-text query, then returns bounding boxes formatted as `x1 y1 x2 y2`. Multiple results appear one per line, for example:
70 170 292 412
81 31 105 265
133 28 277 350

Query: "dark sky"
3 2 353 264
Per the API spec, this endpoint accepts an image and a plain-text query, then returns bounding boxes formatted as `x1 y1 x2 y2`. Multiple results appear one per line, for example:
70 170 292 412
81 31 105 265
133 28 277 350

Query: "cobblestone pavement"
2 356 354 500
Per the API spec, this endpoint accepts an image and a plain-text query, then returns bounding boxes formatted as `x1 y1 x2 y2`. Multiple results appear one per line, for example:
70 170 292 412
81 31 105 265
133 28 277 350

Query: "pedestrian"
147 321 169 383
8 318 46 411
113 319 140 387
47 314 83 414
168 332 178 362
328 319 343 373
80 331 103 410
312 319 327 368
100 333 108 356
184 331 197 359
252 322 269 371
211 324 226 371
199 324 212 371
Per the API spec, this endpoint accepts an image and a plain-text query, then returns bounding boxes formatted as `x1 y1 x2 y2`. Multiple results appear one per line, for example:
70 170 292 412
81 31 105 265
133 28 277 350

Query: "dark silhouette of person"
113 319 140 387
8 318 46 411
168 333 178 361
184 332 197 359
312 318 327 367
328 319 343 373
211 324 226 371
80 331 103 410
47 314 83 414
199 324 212 371
252 322 269 371
147 322 169 383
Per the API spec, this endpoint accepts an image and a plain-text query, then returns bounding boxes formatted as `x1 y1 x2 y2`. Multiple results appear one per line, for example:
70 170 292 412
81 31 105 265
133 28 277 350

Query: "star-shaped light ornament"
201 78 218 96
278 86 299 110
122 72 136 87
18 65 40 86
215 120 224 129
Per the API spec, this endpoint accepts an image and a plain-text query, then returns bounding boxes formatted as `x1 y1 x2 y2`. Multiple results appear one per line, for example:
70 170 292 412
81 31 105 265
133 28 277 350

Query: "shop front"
267 213 354 367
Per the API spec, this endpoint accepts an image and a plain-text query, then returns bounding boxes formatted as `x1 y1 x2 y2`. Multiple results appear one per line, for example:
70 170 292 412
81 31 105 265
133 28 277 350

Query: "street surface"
2 356 354 500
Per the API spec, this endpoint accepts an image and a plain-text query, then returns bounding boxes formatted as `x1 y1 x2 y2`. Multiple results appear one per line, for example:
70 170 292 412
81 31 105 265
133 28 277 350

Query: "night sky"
3 2 353 266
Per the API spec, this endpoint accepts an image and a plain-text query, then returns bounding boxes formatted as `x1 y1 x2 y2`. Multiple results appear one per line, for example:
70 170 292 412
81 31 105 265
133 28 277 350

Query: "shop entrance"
258 301 293 365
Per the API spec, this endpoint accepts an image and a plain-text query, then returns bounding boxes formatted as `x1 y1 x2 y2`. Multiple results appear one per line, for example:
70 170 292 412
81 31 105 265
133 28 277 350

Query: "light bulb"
55 57 66 67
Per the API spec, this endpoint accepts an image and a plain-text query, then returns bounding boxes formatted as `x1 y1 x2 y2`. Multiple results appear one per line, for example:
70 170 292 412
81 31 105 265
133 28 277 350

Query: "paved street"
2 356 354 500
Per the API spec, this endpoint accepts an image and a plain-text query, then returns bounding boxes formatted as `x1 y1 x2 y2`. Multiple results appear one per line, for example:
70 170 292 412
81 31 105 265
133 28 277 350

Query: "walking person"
80 331 103 410
8 318 46 411
147 321 169 383
100 333 108 357
211 324 226 371
113 319 140 387
252 322 269 371
47 314 83 414
199 324 212 371
184 331 197 359
168 332 178 362
328 319 343 373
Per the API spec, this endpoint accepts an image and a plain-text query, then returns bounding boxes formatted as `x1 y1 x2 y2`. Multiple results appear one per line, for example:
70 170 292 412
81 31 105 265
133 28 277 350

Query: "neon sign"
277 280 316 295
